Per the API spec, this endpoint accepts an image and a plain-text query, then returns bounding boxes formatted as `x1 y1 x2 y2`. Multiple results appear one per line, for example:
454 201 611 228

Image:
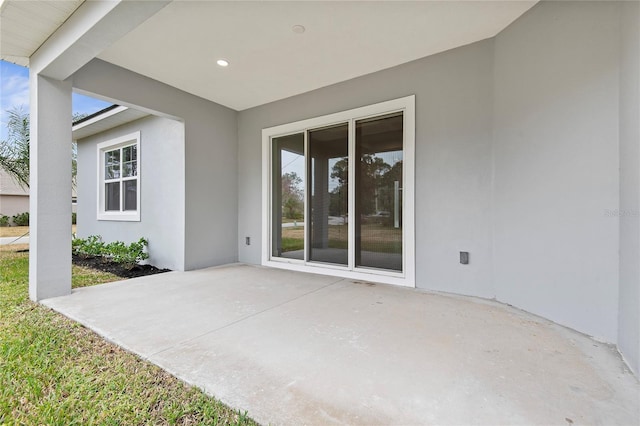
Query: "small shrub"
71 212 77 225
71 235 83 255
104 240 127 261
72 235 149 269
12 211 29 226
72 235 106 258
0 215 9 227
105 238 149 269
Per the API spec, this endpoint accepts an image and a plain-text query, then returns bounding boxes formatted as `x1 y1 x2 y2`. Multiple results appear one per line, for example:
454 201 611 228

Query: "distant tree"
0 107 30 188
359 154 390 215
330 157 348 187
329 157 349 216
378 159 402 214
0 107 86 188
70 113 87 190
282 171 304 219
330 154 391 216
71 140 79 190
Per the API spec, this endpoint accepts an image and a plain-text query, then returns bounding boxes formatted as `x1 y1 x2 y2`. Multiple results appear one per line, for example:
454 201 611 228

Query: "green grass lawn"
0 246 256 425
0 226 77 238
281 224 402 254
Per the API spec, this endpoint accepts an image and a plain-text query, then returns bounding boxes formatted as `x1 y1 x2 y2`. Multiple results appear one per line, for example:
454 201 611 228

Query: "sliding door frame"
261 95 415 287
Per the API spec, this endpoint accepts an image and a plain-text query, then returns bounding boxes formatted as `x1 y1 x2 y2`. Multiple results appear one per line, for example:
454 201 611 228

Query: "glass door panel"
272 133 305 260
308 124 349 265
355 113 403 271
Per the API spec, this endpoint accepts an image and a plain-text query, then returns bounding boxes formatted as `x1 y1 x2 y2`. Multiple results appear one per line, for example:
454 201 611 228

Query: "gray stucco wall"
239 2 631 350
72 59 238 270
77 115 185 271
618 0 640 376
68 1 637 374
493 1 621 343
238 40 495 298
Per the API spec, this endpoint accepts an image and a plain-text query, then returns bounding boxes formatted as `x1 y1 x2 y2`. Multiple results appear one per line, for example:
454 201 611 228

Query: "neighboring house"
0 168 29 218
0 166 78 222
1 0 638 378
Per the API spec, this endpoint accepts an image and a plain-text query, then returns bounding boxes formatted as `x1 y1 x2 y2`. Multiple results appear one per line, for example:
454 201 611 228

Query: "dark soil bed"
72 254 171 279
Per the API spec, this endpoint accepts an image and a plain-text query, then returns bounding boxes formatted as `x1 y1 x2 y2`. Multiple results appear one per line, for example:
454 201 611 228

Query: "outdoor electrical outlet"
246 237 251 246
460 251 469 265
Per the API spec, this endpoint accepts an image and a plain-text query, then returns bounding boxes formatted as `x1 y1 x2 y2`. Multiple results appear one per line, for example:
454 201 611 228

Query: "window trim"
96 131 141 221
262 95 415 287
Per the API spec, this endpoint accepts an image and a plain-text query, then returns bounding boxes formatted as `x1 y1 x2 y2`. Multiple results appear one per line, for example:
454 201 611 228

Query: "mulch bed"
72 254 171 279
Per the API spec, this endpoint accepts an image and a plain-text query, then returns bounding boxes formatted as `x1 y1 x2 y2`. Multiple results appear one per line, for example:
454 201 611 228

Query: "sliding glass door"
265 96 414 285
308 124 349 266
355 113 403 271
271 133 305 260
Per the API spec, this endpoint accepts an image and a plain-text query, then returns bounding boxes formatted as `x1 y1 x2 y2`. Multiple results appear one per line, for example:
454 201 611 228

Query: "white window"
97 132 140 221
262 96 415 287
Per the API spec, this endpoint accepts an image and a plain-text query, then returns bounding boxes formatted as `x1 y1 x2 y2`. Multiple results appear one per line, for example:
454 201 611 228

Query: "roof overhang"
72 105 149 140
0 0 84 67
2 0 538 111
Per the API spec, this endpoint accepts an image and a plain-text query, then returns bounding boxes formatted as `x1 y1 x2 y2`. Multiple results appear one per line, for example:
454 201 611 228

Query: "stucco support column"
29 74 72 301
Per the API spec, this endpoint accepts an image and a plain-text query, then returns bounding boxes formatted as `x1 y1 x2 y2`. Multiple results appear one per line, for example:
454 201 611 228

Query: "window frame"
262 96 415 287
96 131 141 221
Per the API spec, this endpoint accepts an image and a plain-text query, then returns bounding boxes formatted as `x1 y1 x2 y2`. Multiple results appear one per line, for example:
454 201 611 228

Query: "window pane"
105 150 120 179
123 161 137 177
355 113 403 271
105 149 120 165
106 166 120 179
105 182 120 211
123 180 137 211
122 145 138 163
271 133 305 260
308 123 349 266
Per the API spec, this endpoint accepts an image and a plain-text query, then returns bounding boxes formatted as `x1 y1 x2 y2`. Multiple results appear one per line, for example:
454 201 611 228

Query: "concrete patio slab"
43 264 340 357
43 264 639 425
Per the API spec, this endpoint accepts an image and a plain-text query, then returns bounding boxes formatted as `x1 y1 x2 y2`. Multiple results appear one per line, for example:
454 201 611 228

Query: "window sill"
97 212 140 222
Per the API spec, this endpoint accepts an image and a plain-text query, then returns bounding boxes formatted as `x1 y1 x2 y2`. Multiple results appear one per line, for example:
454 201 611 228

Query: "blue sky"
0 60 112 140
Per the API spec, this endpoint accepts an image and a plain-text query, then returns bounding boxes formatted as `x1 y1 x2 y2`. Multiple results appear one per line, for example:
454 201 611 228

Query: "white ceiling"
1 1 537 111
99 1 537 111
0 0 84 66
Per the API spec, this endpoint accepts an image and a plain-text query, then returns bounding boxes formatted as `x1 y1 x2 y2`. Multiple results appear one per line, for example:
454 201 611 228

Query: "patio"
43 264 639 425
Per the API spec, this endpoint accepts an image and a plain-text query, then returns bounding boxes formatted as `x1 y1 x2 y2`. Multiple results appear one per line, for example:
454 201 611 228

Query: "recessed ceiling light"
216 59 229 67
292 25 305 34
